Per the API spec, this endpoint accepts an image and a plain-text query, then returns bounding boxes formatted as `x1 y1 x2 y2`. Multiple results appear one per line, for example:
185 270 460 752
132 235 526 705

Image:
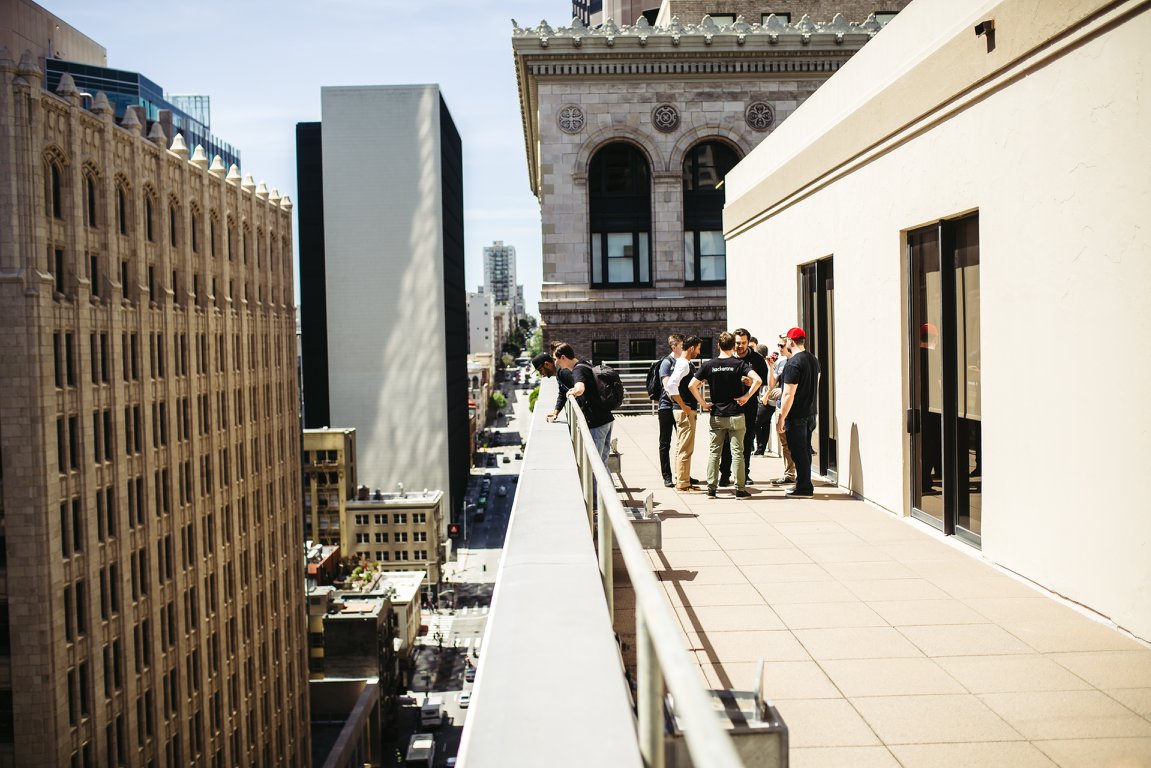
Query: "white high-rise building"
467 289 495 356
297 84 469 518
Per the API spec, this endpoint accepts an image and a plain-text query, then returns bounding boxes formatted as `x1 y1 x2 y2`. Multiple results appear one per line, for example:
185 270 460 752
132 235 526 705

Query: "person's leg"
787 417 814 495
731 414 747 492
658 408 675 483
719 438 732 483
742 405 756 482
779 429 796 482
754 403 770 453
590 422 613 465
707 416 725 490
673 410 694 489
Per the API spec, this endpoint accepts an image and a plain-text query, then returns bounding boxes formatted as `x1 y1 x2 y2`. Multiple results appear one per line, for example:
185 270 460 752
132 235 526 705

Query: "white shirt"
664 357 692 406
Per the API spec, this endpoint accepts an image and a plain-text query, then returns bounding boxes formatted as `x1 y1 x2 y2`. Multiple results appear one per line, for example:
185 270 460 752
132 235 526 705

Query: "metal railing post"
598 482 613 617
636 609 664 768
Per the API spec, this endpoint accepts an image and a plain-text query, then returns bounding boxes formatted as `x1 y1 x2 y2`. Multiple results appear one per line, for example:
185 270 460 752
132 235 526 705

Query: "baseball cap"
531 352 553 371
786 327 806 341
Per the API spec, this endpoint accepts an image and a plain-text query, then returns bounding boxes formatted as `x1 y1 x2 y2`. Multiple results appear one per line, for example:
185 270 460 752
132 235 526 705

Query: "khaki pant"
778 425 797 481
707 413 746 491
673 408 697 489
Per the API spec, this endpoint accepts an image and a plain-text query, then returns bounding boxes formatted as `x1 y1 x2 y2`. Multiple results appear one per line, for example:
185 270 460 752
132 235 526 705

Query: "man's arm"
736 370 762 407
666 360 693 412
776 382 798 431
687 376 710 411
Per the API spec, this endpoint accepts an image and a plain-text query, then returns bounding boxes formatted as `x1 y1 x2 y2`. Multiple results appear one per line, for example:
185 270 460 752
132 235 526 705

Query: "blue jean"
786 414 817 494
590 422 613 465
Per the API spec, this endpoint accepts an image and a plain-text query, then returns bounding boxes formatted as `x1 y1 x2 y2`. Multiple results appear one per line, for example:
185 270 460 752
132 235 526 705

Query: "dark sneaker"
734 489 752 499
718 476 732 487
706 488 717 498
745 476 754 485
770 477 795 486
785 489 814 498
663 478 675 488
690 477 701 484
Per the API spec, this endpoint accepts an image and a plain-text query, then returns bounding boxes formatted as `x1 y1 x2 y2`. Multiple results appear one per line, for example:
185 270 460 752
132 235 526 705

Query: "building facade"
482 240 518 309
296 85 469 521
345 490 446 603
0 47 308 768
466 289 495 356
513 3 910 360
724 0 1151 640
302 428 357 554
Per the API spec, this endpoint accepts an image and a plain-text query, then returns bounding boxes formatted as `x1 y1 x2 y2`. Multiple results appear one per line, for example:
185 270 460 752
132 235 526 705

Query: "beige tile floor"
607 414 1151 768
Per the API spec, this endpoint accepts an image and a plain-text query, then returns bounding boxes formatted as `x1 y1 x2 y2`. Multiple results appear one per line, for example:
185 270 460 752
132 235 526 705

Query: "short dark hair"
683 336 702 350
717 332 736 351
733 328 751 340
548 340 565 354
553 343 576 360
667 333 684 347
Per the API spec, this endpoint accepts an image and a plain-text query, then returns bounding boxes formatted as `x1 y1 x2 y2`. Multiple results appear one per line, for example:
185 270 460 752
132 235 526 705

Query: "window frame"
588 142 653 289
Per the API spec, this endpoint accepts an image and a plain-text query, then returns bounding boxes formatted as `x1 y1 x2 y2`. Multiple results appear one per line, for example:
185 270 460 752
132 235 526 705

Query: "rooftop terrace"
462 384 1151 767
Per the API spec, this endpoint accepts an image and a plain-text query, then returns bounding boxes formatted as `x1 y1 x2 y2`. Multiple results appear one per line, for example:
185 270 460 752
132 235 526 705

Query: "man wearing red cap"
776 327 821 498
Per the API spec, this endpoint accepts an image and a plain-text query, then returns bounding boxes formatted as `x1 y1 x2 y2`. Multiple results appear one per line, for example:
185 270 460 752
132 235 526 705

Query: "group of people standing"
657 327 820 499
531 326 820 499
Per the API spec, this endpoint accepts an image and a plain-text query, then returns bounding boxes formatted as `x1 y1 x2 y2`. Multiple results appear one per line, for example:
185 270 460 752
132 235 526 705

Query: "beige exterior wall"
303 428 357 553
346 493 445 596
0 55 309 766
0 0 106 67
724 0 1151 639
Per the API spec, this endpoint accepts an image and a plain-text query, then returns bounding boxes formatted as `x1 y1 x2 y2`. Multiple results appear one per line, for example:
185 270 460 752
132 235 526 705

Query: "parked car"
458 691 471 708
502 456 511 464
497 487 507 497
464 666 476 683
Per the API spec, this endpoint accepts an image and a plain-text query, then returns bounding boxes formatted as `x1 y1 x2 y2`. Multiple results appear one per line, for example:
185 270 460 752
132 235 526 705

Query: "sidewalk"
610 414 1151 768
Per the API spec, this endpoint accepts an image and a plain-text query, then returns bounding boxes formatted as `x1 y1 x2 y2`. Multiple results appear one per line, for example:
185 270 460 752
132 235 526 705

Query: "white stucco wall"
321 85 451 497
724 0 1151 639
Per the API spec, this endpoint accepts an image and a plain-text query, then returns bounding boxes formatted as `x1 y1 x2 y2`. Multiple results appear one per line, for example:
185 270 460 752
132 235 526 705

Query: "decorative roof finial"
147 121 167 145
55 72 79 99
190 144 209 169
226 164 242 184
169 133 189 159
209 155 226 177
241 174 256 192
255 181 269 198
91 91 112 115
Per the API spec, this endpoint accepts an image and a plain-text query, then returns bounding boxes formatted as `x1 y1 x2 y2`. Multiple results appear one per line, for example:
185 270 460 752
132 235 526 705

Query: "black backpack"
578 362 626 411
645 355 671 401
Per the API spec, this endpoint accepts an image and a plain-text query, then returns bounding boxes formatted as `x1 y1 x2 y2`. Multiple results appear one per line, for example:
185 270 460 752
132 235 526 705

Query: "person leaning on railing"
532 349 574 422
554 342 614 463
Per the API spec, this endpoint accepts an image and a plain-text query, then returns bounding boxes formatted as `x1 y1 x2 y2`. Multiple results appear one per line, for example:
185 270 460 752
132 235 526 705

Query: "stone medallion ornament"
652 103 680 133
745 101 775 132
558 104 586 134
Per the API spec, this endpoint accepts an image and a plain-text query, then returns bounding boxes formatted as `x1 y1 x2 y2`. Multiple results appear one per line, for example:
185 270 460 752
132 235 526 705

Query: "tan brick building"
513 2 911 359
302 428 357 553
0 46 308 768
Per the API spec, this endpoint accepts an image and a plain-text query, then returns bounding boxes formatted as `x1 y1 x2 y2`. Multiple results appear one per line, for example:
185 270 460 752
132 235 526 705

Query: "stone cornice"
513 13 881 197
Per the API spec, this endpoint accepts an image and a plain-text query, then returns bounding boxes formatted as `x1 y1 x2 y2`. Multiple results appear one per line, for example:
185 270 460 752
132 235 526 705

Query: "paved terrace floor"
608 413 1151 768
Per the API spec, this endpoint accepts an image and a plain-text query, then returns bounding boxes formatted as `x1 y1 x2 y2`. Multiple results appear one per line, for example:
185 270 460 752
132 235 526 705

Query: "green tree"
500 352 515 368
527 328 543 356
528 385 540 411
489 391 507 412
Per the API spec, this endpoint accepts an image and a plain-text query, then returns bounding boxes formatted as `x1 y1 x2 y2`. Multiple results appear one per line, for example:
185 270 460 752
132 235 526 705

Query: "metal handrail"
564 398 743 768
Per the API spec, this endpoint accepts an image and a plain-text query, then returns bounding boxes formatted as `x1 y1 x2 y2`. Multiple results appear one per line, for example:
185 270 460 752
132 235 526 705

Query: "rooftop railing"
457 379 764 768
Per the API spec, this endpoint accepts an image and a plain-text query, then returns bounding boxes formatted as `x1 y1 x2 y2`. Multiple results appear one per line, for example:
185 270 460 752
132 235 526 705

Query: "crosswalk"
420 606 488 649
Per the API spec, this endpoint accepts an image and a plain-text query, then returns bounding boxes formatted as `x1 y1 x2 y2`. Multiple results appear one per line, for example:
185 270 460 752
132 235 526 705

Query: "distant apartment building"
296 85 468 519
302 428 357 553
466 289 495 356
514 1 910 360
0 9 308 766
345 489 446 603
482 240 517 308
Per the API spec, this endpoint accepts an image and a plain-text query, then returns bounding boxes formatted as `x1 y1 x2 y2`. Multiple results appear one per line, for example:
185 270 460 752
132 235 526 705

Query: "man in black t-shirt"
533 349 575 422
777 327 821 497
554 343 614 463
720 328 768 486
689 332 761 498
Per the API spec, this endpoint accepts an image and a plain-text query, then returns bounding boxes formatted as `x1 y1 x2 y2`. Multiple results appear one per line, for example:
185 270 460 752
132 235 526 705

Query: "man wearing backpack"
654 334 684 487
555 343 615 463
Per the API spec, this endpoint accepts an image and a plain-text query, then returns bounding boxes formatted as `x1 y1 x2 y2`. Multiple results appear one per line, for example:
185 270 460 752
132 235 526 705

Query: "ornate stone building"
513 3 910 359
0 47 308 767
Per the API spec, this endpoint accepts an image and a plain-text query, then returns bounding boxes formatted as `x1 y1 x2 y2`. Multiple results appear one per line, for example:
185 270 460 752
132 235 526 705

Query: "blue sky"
48 0 567 317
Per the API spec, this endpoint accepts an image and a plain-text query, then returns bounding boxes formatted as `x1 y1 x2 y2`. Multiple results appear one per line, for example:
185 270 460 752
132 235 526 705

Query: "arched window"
588 142 651 287
46 158 64 219
683 141 739 285
116 184 129 236
84 171 98 228
169 201 179 248
144 191 157 242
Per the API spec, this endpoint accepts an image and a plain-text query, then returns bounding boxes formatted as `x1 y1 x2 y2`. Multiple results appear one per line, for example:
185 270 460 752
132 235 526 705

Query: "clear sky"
47 0 569 318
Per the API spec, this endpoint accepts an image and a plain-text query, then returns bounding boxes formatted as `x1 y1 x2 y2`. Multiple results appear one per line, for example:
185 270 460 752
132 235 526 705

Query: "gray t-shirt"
768 357 787 407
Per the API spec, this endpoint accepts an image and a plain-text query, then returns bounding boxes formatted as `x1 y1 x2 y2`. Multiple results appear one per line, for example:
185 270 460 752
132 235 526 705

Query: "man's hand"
768 387 781 401
776 415 786 433
546 409 559 422
736 395 748 407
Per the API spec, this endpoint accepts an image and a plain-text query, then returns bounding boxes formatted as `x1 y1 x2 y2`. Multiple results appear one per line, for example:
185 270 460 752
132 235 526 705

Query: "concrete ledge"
457 380 642 767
